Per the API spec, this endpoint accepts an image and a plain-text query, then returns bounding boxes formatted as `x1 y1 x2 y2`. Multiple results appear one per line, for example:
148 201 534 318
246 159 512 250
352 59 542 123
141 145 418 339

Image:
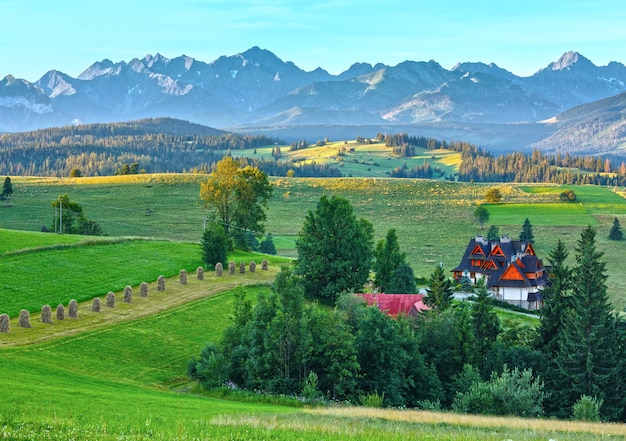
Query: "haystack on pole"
18 309 32 328
215 262 223 277
179 269 188 285
157 275 165 291
56 304 65 320
228 261 236 275
123 285 133 303
249 261 256 273
196 266 204 280
41 305 53 324
92 298 101 312
262 259 268 270
140 282 149 297
68 299 79 318
106 291 116 308
0 314 10 333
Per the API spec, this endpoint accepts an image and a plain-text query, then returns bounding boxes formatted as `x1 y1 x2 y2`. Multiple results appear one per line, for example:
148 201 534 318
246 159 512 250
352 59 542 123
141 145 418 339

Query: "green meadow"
3 176 626 309
0 217 624 439
235 139 462 178
2 278 625 440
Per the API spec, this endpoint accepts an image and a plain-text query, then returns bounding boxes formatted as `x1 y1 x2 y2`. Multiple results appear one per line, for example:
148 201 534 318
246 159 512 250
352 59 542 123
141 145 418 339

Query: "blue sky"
3 0 626 82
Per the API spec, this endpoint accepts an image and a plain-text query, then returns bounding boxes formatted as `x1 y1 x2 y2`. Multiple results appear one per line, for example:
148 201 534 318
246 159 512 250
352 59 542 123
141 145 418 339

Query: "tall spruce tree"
519 218 534 243
608 217 623 241
471 279 500 376
486 225 500 241
535 239 572 416
536 239 571 355
425 264 455 310
553 226 623 420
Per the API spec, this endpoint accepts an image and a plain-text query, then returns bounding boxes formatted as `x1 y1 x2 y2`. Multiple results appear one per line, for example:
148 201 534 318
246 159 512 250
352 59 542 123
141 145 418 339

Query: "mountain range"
2 47 626 156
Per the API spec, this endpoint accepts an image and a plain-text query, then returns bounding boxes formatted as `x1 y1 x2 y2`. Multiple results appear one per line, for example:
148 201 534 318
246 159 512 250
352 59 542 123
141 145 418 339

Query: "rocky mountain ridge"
2 48 626 155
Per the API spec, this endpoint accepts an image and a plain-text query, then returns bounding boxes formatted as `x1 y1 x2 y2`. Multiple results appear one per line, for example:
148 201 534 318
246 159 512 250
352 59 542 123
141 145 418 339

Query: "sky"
2 0 626 82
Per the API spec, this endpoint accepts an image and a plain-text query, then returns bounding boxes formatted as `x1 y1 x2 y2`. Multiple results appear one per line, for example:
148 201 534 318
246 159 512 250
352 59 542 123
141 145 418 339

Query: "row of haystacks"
0 259 269 334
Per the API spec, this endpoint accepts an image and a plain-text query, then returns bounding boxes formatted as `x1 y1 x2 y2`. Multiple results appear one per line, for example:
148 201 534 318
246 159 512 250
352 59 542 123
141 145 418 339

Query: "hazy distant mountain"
532 92 626 156
2 48 626 156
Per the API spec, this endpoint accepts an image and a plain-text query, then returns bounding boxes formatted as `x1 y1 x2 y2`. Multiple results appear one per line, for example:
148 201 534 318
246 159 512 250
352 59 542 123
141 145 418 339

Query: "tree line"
0 119 345 177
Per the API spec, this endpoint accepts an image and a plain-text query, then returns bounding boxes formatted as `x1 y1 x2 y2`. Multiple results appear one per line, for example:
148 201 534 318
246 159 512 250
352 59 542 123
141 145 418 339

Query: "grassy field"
2 175 626 311
2 281 625 440
234 139 462 178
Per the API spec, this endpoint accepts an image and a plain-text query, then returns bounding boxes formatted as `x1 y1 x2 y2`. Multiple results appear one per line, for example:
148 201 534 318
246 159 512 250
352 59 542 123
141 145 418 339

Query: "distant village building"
452 235 549 310
355 293 430 317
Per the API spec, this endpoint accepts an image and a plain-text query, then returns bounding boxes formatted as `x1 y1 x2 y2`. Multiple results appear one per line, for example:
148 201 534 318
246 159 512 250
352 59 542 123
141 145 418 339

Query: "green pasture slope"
1 286 623 440
235 139 462 178
3 175 626 309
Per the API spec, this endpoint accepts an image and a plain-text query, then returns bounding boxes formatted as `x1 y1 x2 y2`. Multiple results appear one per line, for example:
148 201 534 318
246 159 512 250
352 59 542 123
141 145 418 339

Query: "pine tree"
425 265 454 310
535 239 572 416
553 226 623 420
2 177 13 206
486 225 500 241
608 217 623 241
536 239 571 355
519 218 534 243
471 279 500 375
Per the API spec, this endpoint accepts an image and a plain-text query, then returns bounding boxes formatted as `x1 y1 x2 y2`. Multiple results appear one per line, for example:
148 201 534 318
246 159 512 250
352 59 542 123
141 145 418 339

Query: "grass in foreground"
2 284 625 441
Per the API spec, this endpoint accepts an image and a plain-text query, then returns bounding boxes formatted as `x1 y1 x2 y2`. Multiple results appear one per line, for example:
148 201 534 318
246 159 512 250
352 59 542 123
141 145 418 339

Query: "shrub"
140 282 149 297
302 371 322 402
229 261 236 275
106 291 115 308
249 261 256 273
188 343 228 388
215 262 223 277
196 266 205 280
452 366 545 417
68 299 79 318
360 391 385 408
41 305 53 324
560 189 577 202
0 313 10 332
18 309 32 328
123 286 133 303
262 259 269 270
157 275 165 291
572 395 603 422
92 298 101 312
239 262 246 274
484 188 502 203
56 304 65 320
179 269 188 285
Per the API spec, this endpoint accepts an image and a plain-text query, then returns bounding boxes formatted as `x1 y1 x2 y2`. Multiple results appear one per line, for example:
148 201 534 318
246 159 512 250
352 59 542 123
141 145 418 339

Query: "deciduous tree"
199 157 272 249
1 177 13 206
373 229 405 292
295 196 373 305
473 205 490 228
200 223 229 268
